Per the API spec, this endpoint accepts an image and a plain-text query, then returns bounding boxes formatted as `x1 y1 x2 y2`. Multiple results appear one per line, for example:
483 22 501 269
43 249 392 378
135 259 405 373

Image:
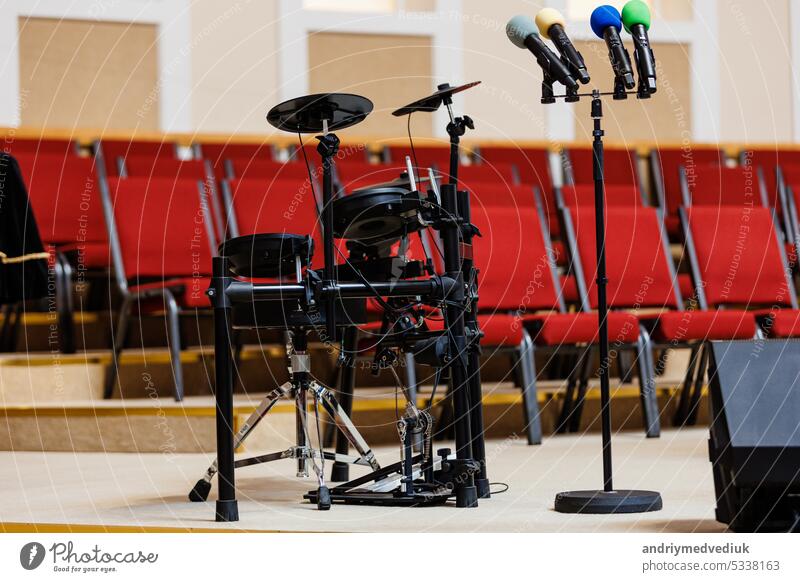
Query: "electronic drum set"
188 82 490 521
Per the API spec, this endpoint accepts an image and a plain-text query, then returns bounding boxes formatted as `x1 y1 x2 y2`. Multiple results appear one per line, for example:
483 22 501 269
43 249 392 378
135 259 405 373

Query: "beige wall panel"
307 32 433 139
718 0 792 143
190 0 280 134
659 0 693 21
462 0 549 143
18 17 159 132
572 41 691 144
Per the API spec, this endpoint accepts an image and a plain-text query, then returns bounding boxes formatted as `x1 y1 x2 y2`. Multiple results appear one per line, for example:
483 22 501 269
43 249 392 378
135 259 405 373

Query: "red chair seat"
58 242 110 269
526 311 640 346
762 309 800 338
131 277 211 310
647 310 756 342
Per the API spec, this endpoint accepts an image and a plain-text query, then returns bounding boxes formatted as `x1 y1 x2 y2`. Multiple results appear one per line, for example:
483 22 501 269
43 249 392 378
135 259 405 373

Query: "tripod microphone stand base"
554 490 662 514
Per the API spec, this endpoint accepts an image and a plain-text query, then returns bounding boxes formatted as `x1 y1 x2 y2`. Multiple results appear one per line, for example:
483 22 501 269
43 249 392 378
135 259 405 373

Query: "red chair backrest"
122 157 213 181
335 161 409 193
226 159 312 181
471 204 561 312
477 146 551 188
567 147 640 186
97 139 177 176
14 154 106 246
467 183 538 209
566 206 680 311
105 177 213 279
746 149 800 209
682 163 766 207
384 145 450 170
652 147 724 214
3 138 77 157
197 142 274 168
683 206 793 308
457 163 518 187
224 178 324 268
558 184 643 209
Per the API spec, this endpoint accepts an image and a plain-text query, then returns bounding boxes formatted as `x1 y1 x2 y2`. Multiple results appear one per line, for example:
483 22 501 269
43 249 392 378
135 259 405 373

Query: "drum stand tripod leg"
311 380 380 472
189 382 291 502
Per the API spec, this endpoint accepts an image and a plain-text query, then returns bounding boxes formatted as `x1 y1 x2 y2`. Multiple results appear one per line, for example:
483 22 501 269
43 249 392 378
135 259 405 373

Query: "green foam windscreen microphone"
621 0 657 96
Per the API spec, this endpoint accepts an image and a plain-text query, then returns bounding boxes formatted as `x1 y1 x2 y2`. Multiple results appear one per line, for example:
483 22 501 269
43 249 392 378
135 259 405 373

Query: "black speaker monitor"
707 339 800 532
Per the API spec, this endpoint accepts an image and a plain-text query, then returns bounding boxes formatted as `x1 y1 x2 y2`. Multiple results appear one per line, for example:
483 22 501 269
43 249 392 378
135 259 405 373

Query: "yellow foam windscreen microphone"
534 8 566 39
534 8 589 84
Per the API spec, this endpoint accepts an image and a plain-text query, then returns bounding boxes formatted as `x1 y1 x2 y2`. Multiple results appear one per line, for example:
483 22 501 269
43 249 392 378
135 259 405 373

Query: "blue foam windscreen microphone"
590 5 635 89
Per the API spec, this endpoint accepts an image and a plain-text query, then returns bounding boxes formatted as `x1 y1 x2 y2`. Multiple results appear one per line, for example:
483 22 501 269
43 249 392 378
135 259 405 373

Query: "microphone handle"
524 34 578 91
602 26 635 89
630 23 657 93
549 24 590 84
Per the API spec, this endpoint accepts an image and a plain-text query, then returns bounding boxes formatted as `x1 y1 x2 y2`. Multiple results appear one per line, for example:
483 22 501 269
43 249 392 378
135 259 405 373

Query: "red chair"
194 142 276 166
3 137 80 157
94 138 179 177
477 145 556 226
119 157 225 242
224 158 313 182
333 161 410 193
221 178 323 264
465 186 650 442
564 147 645 191
383 144 450 172
562 205 757 432
14 153 109 353
456 162 519 187
99 177 216 401
650 146 725 237
742 149 800 211
679 205 799 422
555 183 646 209
680 163 768 208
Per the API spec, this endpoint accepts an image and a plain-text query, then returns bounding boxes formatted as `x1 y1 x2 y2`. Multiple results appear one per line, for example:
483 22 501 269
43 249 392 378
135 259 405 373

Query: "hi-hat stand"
545 85 662 514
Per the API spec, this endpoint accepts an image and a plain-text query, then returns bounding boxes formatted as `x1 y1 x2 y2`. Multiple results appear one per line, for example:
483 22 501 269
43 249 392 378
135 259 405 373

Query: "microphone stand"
544 86 662 514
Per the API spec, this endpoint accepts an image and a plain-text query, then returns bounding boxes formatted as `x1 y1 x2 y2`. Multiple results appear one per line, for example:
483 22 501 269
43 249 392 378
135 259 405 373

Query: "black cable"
490 482 510 495
298 132 322 215
407 113 420 173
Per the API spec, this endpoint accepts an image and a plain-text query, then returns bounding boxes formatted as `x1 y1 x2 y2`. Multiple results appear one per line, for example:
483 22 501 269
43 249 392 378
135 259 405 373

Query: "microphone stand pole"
546 88 662 514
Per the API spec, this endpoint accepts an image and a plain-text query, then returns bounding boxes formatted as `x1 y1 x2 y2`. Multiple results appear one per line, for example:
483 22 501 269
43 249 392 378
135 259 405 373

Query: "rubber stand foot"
188 479 211 502
215 499 239 522
475 478 491 499
456 485 479 508
317 486 332 510
330 462 349 482
554 490 662 514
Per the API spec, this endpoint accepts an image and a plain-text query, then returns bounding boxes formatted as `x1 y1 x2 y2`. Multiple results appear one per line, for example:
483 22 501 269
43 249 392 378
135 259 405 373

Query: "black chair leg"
518 332 542 445
55 254 76 354
685 343 709 426
557 347 589 434
164 291 185 401
636 330 661 437
104 296 132 399
673 344 700 425
569 347 594 433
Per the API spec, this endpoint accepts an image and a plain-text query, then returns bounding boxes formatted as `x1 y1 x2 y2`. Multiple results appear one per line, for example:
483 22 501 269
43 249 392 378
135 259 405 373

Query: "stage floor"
0 427 725 533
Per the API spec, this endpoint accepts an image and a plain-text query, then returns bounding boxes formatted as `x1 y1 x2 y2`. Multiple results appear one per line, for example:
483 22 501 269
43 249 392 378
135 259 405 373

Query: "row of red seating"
8 137 800 436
